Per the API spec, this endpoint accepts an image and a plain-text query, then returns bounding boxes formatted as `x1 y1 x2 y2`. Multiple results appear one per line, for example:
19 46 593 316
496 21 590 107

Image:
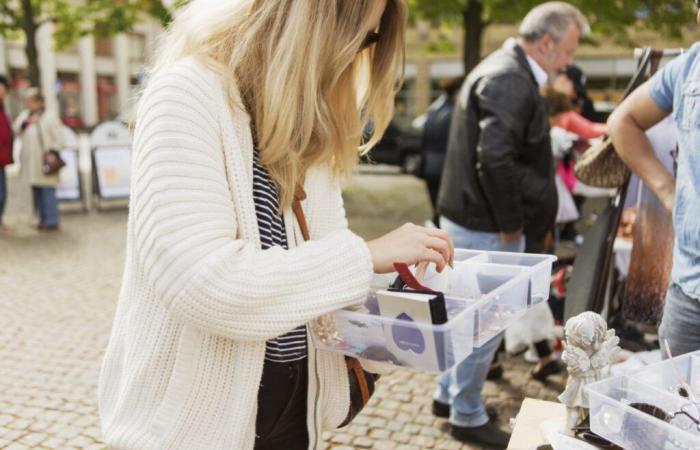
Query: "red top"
557 111 607 139
0 101 13 167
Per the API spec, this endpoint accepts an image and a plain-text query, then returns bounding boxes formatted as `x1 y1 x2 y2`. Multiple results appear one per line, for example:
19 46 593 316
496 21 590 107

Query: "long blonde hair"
151 0 407 208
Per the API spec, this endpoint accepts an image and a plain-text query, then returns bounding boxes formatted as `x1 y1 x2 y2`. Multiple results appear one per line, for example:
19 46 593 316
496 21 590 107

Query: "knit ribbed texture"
98 57 374 450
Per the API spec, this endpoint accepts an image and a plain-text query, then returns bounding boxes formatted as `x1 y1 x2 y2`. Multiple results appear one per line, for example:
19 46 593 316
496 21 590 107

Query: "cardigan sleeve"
130 65 374 342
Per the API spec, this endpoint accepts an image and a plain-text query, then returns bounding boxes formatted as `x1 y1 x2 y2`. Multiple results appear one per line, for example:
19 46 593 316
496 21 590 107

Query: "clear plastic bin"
587 375 700 450
311 292 475 373
629 353 700 401
455 250 556 305
311 249 555 373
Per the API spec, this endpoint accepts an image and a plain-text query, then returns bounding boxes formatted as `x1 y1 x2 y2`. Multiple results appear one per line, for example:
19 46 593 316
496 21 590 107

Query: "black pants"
254 358 309 450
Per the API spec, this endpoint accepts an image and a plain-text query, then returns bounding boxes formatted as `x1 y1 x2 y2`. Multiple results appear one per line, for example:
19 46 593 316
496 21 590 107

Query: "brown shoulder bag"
292 184 379 428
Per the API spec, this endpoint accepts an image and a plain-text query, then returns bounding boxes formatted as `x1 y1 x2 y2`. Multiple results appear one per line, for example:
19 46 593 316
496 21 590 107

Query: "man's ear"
537 33 554 55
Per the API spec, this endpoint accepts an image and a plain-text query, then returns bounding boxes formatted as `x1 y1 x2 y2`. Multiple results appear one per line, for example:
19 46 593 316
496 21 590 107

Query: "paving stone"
40 436 68 448
390 432 411 444
330 433 353 445
65 435 95 447
435 439 463 450
0 415 14 427
368 428 392 440
386 420 404 432
410 435 436 448
7 419 32 431
4 443 30 450
19 432 48 447
352 436 374 448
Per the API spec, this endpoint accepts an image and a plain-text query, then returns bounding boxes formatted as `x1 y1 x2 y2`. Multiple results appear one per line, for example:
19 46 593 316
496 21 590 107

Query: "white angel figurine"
558 311 620 435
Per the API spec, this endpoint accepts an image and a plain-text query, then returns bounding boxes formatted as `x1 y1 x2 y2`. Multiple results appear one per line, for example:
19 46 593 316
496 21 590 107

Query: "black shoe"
531 359 564 383
450 420 511 449
432 400 450 418
432 400 498 422
486 363 504 381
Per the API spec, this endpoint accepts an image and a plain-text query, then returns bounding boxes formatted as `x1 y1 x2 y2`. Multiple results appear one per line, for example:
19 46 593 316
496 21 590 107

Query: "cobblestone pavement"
0 173 564 450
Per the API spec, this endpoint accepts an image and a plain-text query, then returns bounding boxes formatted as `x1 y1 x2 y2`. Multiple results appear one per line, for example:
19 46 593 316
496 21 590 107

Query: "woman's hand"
366 223 454 274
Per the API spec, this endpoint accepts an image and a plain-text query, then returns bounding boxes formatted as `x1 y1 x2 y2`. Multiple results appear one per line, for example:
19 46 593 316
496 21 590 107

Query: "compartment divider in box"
587 375 700 449
462 262 531 346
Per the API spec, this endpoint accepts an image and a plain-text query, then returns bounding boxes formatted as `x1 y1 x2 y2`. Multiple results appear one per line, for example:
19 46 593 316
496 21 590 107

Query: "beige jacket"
14 109 65 187
98 58 381 450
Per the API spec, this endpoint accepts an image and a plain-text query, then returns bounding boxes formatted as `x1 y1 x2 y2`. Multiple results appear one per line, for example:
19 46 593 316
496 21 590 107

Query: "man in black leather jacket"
432 3 588 448
438 38 564 250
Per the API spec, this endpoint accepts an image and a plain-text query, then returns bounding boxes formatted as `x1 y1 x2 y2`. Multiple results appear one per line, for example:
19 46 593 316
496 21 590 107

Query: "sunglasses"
696 0 700 8
359 31 380 52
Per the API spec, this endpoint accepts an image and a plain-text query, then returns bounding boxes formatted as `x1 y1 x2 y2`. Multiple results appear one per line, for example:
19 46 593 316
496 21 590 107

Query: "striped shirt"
252 151 308 363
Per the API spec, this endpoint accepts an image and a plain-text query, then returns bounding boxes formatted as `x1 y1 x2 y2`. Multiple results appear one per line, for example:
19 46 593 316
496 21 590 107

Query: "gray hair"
519 2 590 43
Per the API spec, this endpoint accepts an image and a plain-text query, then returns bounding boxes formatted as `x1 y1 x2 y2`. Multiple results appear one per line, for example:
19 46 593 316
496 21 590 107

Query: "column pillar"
114 33 130 115
36 21 58 112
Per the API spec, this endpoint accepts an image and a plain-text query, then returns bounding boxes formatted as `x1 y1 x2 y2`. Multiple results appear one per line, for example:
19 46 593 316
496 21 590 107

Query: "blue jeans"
435 216 525 427
659 283 700 359
32 186 59 227
0 167 6 225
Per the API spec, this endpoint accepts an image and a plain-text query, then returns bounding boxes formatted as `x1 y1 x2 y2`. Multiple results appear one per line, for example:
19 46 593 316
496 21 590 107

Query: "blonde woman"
13 89 65 231
98 1 454 449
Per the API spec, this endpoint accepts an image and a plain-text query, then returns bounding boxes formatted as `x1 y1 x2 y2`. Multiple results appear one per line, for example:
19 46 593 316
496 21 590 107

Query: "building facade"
0 20 162 129
0 19 695 131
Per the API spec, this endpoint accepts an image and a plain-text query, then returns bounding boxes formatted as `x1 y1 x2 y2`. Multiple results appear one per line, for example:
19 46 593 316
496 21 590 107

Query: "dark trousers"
0 167 6 224
254 358 309 450
32 186 59 226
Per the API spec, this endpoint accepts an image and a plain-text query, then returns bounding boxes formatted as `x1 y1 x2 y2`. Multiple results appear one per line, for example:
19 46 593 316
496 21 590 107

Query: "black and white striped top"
252 151 308 363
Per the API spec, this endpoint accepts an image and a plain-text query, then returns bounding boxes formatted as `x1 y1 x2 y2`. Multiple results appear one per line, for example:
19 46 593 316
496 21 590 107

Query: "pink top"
558 111 608 139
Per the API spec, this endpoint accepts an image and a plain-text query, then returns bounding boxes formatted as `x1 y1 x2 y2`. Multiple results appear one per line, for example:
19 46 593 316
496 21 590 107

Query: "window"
57 72 83 128
95 37 113 57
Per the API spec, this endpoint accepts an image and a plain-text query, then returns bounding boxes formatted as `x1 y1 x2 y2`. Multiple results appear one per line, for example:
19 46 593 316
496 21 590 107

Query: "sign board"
93 146 131 199
56 126 81 202
90 120 131 147
90 121 132 201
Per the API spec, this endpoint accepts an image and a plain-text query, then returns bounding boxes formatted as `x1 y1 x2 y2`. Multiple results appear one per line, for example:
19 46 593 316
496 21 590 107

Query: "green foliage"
409 0 697 45
0 0 184 49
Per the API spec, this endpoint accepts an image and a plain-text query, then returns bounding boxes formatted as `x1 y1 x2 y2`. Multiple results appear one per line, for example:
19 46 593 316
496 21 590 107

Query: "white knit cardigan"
98 58 376 450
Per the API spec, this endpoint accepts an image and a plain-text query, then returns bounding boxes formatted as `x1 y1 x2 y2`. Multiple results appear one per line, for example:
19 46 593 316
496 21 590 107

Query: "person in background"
434 3 588 447
0 75 13 233
608 4 700 358
13 89 64 231
420 76 463 226
558 64 607 122
545 86 579 244
552 66 608 138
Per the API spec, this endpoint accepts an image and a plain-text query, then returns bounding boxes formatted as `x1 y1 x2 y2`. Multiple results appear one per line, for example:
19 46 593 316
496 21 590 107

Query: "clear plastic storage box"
311 250 556 373
587 351 700 450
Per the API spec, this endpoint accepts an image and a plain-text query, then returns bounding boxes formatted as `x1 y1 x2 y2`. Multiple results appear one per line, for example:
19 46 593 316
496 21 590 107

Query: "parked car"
362 120 422 174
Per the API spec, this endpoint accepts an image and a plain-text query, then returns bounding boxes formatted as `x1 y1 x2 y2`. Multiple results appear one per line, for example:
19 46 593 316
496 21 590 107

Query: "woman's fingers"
424 236 451 269
423 227 454 266
421 248 447 273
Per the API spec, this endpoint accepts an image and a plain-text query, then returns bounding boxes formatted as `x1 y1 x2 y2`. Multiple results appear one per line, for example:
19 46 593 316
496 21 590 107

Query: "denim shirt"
648 43 700 300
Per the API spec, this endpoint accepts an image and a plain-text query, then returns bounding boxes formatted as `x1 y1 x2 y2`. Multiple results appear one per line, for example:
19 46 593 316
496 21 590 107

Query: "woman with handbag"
13 88 65 231
98 1 453 449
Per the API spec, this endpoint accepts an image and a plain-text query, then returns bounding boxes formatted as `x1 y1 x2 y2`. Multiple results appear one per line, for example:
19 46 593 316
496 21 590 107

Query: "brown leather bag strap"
292 184 311 242
346 357 371 403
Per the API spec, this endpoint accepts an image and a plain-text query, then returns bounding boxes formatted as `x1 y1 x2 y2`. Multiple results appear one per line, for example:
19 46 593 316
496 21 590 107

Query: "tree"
409 0 697 75
0 0 180 88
